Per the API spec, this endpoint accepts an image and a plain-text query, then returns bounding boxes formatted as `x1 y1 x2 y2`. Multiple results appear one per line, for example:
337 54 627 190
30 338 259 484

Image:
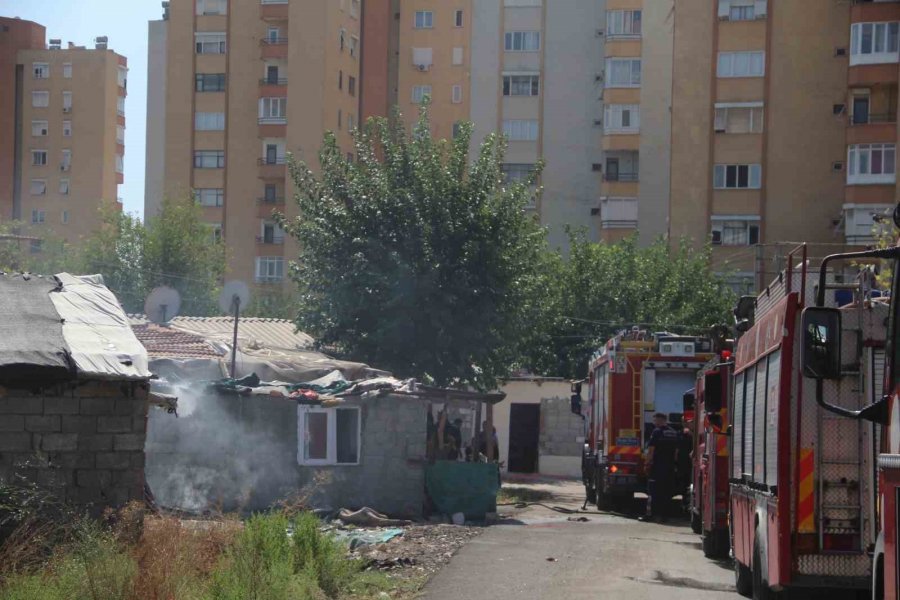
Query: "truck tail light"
610 463 635 475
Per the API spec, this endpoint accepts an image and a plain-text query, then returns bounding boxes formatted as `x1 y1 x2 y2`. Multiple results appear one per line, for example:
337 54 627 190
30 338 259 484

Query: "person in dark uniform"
641 412 679 522
676 419 694 513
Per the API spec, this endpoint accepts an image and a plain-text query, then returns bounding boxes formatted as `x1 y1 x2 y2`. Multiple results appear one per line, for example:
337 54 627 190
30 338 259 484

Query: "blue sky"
1 0 161 218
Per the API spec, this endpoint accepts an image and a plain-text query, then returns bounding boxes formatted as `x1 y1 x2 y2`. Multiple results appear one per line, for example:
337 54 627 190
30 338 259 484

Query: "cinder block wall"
0 382 148 513
539 397 586 477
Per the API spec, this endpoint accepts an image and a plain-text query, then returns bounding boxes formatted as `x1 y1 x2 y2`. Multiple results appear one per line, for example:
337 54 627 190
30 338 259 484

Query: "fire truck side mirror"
703 372 723 413
682 391 695 413
801 307 842 380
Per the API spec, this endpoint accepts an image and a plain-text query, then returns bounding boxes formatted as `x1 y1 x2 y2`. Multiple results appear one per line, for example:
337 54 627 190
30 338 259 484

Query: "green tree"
530 232 737 379
280 106 551 389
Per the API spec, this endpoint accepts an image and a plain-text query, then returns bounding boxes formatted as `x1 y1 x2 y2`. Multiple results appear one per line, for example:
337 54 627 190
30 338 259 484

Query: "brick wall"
0 381 148 513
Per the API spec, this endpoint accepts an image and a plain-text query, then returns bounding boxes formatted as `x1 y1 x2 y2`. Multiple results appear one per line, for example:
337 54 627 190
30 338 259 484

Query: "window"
606 10 641 37
504 31 541 51
605 58 641 87
263 142 285 164
31 209 45 224
116 125 125 143
713 164 762 189
502 119 539 141
450 84 462 104
62 63 72 78
711 216 760 246
194 150 225 168
61 210 69 225
32 91 49 107
338 108 342 129
33 62 49 79
194 188 224 207
850 22 900 65
338 70 343 90
412 85 432 103
260 222 284 244
196 0 226 15
452 47 464 65
412 47 433 69
347 114 355 130
267 27 281 43
256 256 285 283
604 104 640 133
63 121 72 137
455 9 463 27
714 104 764 133
259 97 287 122
116 154 123 174
717 51 765 78
501 163 535 183
60 150 71 172
30 179 46 196
195 112 225 130
502 74 540 96
453 121 463 139
31 120 49 137
414 11 433 29
297 406 360 465
350 0 360 19
117 97 125 116
195 32 226 54
59 179 69 195
32 150 48 166
848 143 897 184
348 76 356 97
62 91 72 110
264 184 278 203
339 28 345 51
718 0 767 21
349 36 359 59
195 73 226 92
117 66 127 89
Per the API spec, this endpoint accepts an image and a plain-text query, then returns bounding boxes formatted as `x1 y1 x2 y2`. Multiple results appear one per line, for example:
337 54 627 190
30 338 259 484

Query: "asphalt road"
424 479 736 600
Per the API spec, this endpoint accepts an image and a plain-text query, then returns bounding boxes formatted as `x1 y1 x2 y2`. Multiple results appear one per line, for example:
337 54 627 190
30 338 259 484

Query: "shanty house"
0 274 152 513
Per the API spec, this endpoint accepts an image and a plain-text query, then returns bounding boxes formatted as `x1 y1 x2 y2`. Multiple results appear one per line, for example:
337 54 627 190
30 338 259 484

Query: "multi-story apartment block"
1 17 126 246
145 0 361 287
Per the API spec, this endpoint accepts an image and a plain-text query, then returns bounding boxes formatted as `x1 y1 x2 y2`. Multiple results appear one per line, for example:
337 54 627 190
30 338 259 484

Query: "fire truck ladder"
633 366 643 434
816 282 865 550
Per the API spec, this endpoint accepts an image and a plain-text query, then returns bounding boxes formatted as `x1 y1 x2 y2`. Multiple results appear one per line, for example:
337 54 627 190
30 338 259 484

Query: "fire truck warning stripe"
716 434 729 457
608 446 642 456
798 448 815 533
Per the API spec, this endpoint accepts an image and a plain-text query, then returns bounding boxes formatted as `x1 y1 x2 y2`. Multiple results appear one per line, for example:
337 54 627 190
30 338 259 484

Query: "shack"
0 274 152 514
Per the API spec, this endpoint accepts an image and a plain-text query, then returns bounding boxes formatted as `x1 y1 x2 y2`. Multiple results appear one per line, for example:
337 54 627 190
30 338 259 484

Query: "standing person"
641 412 679 522
677 421 694 514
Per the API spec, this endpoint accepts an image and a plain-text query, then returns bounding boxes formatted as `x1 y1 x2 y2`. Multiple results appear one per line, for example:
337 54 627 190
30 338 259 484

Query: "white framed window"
850 22 900 66
62 91 72 110
606 10 642 38
718 0 766 22
502 119 539 141
194 150 225 168
196 73 226 91
455 9 463 27
255 256 285 283
194 188 224 207
195 32 226 54
59 179 69 195
31 120 49 137
714 103 764 133
209 223 223 244
196 0 227 16
30 179 47 196
350 0 360 19
504 31 541 52
259 97 287 122
412 47 433 69
31 209 45 224
603 104 640 133
117 97 125 116
61 210 69 224
452 47 464 65
501 163 536 184
297 406 360 466
843 203 895 244
502 74 540 96
711 216 760 246
116 125 125 143
63 121 72 137
347 114 355 130
32 91 49 107
60 150 71 172
116 154 124 174
62 63 72 78
117 66 128 89
31 150 48 166
412 85 432 103
847 143 897 184
33 63 50 79
349 36 359 59
195 112 225 130
452 84 463 104
605 58 641 87
717 51 765 78
414 10 433 29
713 164 762 189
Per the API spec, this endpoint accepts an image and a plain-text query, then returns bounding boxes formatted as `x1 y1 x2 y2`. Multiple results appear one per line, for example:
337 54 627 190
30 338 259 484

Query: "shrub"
291 512 357 597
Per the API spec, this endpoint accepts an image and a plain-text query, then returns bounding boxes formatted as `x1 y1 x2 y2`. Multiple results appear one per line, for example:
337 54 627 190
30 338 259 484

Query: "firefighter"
640 412 679 522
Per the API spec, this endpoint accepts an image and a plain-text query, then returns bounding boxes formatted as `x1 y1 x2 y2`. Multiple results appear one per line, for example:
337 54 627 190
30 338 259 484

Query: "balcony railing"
603 172 639 182
256 235 285 244
261 0 288 4
850 113 897 125
258 157 287 165
255 276 284 284
261 37 289 45
257 196 286 204
258 116 287 125
260 77 288 85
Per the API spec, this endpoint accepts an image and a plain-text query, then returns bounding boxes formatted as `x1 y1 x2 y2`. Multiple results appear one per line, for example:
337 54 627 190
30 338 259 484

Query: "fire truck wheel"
690 510 702 534
752 537 776 600
734 557 752 597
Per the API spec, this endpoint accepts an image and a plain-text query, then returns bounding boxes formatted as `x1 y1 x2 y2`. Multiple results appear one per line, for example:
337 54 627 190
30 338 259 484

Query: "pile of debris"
349 524 482 580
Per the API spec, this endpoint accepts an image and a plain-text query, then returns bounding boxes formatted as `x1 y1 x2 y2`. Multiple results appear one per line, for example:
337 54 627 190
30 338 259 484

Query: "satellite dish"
144 286 181 324
219 280 251 315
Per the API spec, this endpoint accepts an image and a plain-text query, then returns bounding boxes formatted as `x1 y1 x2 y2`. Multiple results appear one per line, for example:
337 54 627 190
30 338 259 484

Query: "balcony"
260 0 289 21
259 77 287 86
255 276 284 285
258 116 287 125
843 202 895 245
257 196 285 217
260 37 288 59
847 112 898 144
603 172 638 182
256 235 285 245
258 157 287 179
257 196 285 205
598 197 638 230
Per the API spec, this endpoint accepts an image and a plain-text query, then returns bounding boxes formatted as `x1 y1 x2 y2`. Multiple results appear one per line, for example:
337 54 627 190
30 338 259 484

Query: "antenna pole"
230 295 240 378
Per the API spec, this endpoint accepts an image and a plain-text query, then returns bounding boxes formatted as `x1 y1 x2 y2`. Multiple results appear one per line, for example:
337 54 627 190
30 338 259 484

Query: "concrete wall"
144 19 167 221
495 379 573 474
146 391 428 518
0 381 148 513
538 396 584 478
469 0 501 158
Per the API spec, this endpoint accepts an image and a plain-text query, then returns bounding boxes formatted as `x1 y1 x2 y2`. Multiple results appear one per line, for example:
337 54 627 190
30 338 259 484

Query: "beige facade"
146 0 361 287
1 18 125 246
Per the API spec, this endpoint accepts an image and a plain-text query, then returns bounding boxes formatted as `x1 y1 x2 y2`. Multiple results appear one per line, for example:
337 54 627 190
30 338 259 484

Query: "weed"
496 486 554 505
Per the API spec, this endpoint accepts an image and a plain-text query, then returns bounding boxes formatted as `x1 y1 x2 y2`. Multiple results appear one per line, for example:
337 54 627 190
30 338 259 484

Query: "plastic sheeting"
425 461 500 519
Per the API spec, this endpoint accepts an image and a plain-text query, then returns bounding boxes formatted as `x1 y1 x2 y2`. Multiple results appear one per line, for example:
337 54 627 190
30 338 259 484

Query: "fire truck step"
822 504 862 510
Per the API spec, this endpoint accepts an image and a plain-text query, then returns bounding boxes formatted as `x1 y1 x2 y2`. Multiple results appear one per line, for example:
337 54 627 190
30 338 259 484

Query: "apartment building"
0 17 126 246
145 0 361 287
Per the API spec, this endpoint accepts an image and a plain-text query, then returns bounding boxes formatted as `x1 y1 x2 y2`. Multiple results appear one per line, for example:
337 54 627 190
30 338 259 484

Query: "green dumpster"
425 461 499 519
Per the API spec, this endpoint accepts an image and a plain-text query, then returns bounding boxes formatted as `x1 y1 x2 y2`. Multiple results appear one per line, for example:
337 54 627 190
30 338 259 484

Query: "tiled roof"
128 315 313 351
130 323 222 360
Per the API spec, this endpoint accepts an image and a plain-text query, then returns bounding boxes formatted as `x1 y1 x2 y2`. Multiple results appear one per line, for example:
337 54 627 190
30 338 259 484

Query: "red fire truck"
687 354 733 559
582 328 715 511
727 245 887 598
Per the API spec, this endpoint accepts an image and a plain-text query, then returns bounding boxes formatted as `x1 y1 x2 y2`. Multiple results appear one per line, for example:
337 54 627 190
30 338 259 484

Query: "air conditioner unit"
63 107 71 113
41 129 48 136
593 119 603 127
416 63 429 72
